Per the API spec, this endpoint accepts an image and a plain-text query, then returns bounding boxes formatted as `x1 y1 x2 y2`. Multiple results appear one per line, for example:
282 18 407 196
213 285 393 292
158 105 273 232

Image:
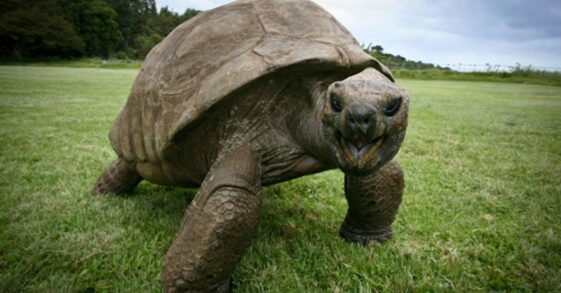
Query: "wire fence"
383 62 561 73
440 63 561 73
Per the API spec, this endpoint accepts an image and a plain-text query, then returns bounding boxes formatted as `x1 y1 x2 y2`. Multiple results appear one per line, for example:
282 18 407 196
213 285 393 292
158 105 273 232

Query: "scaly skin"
161 144 261 293
93 68 409 292
92 158 142 195
340 160 404 244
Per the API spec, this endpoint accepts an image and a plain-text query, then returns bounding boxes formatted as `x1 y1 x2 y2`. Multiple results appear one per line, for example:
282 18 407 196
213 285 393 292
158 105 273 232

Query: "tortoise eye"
384 97 402 116
330 93 343 113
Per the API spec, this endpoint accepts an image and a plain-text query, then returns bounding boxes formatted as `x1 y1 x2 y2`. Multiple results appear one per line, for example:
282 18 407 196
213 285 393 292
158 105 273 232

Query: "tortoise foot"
92 158 142 195
339 219 392 245
216 278 232 293
165 278 231 293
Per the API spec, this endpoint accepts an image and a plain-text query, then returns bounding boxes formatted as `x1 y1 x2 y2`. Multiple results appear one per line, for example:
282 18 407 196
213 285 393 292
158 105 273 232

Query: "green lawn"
1 66 560 292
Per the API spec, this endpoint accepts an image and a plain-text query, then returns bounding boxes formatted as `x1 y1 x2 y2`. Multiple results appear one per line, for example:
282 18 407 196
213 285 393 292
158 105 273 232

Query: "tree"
182 8 200 21
153 7 201 35
58 0 123 58
371 45 384 53
0 0 84 58
106 0 157 55
135 6 201 58
0 0 201 59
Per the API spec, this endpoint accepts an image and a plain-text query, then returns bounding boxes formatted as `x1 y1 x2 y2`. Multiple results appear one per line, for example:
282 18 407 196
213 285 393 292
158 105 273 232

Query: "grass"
3 57 561 87
1 65 560 292
0 58 142 69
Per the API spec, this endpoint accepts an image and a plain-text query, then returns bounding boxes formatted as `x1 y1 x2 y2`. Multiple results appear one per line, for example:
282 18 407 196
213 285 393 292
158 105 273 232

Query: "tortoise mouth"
334 129 384 168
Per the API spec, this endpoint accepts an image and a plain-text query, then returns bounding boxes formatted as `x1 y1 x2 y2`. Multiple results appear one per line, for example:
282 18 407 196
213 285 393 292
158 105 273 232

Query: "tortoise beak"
335 103 384 161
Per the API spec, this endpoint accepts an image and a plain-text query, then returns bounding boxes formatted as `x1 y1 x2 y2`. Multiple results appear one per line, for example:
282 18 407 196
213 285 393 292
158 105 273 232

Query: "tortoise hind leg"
92 158 142 195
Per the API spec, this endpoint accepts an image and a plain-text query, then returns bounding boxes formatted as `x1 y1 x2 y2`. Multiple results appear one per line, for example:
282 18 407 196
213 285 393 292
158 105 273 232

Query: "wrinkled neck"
288 76 336 165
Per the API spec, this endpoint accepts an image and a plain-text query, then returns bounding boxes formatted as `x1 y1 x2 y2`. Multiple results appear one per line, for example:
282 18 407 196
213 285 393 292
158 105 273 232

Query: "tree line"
0 0 200 59
363 44 448 71
0 0 445 69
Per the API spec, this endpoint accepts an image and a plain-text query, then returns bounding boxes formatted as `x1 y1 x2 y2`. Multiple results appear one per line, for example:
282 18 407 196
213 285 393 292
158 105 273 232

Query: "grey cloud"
157 0 561 68
383 0 561 41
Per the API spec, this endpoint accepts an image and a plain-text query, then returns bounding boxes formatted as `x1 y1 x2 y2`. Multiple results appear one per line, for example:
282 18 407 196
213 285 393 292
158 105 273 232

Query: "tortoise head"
322 68 409 175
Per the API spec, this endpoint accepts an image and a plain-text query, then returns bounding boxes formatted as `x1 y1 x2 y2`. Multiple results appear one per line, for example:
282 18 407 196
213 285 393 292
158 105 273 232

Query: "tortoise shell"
109 0 393 163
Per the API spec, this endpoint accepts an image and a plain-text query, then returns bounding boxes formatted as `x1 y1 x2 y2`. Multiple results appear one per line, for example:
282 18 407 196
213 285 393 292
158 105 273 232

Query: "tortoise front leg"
340 160 404 244
162 145 261 292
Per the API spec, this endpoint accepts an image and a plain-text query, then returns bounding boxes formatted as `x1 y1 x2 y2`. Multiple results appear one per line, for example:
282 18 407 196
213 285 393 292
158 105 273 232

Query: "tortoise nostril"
345 103 375 136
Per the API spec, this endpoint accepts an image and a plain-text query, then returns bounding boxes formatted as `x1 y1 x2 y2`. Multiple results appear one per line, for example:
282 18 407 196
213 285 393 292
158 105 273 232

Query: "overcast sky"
158 0 561 70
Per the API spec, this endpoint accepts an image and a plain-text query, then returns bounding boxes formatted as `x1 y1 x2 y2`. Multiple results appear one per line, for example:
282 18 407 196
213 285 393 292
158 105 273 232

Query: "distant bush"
112 51 129 60
363 44 450 71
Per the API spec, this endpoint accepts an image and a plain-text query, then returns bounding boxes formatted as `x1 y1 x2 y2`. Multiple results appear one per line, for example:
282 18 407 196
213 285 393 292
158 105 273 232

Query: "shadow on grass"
108 176 341 255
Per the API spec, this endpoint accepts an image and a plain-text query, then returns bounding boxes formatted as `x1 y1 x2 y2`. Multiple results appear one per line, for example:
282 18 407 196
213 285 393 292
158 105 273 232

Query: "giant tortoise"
93 0 410 291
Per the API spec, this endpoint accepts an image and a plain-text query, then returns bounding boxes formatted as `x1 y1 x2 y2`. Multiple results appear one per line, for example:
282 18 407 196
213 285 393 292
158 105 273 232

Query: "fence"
383 62 561 73
439 63 561 73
